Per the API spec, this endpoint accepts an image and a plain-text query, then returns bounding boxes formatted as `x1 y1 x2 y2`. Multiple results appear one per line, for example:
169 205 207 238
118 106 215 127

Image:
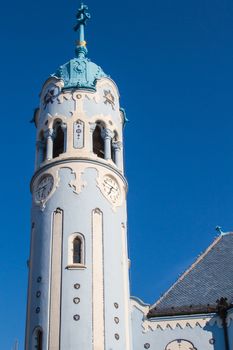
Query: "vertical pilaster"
25 223 36 350
61 123 67 152
49 208 63 350
102 128 113 160
45 128 54 160
92 208 105 350
112 141 123 169
89 122 96 153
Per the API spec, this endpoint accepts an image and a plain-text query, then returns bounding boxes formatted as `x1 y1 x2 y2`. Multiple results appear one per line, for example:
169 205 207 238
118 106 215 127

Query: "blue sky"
1 0 233 348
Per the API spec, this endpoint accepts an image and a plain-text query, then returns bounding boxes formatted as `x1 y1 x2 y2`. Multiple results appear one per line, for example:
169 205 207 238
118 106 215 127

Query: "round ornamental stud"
209 339 215 345
73 314 80 321
73 297 80 304
74 283 80 289
114 302 119 309
36 291 41 298
114 317 119 324
36 307 40 314
115 334 120 340
37 276 42 283
144 343 150 349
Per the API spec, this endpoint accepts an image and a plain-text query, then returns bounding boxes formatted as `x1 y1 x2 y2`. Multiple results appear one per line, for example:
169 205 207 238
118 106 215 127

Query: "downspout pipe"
217 297 230 350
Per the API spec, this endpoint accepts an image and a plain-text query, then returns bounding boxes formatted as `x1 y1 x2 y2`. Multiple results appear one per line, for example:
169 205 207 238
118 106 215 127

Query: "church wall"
131 298 226 350
227 308 233 350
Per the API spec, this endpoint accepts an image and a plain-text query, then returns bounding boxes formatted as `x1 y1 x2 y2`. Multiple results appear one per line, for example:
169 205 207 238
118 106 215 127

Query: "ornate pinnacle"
74 3 91 55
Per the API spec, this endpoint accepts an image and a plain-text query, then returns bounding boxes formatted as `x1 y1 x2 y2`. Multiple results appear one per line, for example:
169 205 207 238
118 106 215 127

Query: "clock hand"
35 185 47 193
108 186 113 194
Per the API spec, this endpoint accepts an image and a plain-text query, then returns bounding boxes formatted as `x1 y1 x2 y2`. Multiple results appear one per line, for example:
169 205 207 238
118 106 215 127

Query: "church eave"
147 304 219 318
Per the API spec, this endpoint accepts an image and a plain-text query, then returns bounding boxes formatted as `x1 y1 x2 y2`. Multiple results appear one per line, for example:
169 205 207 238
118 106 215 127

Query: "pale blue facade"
130 298 233 350
25 4 233 350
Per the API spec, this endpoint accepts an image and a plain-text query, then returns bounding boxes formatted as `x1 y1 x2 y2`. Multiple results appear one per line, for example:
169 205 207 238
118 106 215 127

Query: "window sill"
66 264 86 270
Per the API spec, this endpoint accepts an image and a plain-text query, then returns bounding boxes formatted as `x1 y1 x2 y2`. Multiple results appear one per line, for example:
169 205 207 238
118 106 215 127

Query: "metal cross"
74 3 91 44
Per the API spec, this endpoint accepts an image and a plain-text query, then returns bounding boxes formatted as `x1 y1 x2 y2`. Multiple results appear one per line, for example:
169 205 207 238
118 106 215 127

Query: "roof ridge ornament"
215 226 224 235
74 3 91 58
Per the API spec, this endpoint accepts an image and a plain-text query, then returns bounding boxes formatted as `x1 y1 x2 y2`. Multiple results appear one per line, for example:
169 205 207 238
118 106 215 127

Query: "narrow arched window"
73 237 81 264
37 329 43 350
67 234 85 268
33 327 43 350
93 124 104 158
53 122 65 158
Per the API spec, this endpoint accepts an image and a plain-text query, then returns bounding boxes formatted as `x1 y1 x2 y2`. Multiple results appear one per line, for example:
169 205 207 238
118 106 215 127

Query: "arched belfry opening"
53 121 65 158
93 123 104 158
37 131 46 166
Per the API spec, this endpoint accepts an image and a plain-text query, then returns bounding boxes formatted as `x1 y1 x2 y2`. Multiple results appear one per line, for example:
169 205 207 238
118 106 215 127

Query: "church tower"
25 4 132 349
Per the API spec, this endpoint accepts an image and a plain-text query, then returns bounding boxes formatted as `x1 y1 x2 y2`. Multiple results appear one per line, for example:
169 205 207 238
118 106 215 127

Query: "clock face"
34 174 54 202
102 176 120 204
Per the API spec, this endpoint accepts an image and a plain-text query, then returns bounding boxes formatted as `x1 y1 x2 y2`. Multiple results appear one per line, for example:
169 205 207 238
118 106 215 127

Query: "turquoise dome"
53 47 107 90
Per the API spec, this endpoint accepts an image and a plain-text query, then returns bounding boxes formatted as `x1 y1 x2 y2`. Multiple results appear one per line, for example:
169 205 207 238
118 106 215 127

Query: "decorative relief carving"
55 207 63 214
57 92 72 104
103 89 115 110
68 170 86 195
142 318 209 333
42 84 61 109
85 93 100 104
93 208 102 215
73 297 80 304
73 120 84 149
73 314 80 321
165 340 197 350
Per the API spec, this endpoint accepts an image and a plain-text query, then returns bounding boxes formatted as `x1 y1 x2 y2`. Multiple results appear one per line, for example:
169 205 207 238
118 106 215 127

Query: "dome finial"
74 3 91 57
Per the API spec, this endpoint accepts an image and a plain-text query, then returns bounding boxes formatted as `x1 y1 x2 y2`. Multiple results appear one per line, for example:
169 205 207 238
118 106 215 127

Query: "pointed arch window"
53 121 66 158
67 233 85 269
93 124 104 158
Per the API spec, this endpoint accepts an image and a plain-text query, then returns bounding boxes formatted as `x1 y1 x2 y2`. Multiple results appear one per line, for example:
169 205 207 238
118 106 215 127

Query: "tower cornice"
30 157 128 192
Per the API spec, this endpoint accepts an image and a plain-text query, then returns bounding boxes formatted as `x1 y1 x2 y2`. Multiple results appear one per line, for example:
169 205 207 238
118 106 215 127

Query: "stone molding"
31 158 128 192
